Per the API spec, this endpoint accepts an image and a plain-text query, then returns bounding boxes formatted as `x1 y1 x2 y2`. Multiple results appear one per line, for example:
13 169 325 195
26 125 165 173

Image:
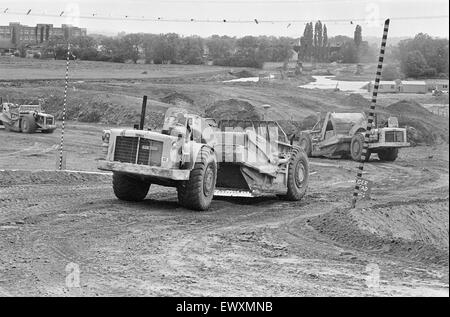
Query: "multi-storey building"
0 23 87 50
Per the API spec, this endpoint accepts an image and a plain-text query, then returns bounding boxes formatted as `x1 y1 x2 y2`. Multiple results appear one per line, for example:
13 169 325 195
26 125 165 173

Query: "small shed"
400 81 427 94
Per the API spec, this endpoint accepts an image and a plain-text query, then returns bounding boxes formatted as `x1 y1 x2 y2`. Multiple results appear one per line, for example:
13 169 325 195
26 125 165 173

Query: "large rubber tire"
20 115 37 133
350 133 370 162
177 147 217 211
298 133 312 157
284 148 309 201
112 172 150 202
378 148 398 162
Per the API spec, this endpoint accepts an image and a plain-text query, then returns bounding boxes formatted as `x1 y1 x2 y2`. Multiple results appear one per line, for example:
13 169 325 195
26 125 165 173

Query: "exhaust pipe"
139 95 147 130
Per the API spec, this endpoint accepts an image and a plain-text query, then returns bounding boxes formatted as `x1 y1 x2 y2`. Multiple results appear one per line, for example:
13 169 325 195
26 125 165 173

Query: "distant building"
400 81 427 94
427 80 449 92
367 80 442 94
368 81 399 93
0 22 87 51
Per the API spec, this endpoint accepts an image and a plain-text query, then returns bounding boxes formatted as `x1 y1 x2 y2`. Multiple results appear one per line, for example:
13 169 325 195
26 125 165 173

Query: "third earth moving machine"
298 112 410 162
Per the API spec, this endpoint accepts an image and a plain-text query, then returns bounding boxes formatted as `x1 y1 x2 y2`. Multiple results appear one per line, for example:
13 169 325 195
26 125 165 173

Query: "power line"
161 0 447 3
0 9 448 24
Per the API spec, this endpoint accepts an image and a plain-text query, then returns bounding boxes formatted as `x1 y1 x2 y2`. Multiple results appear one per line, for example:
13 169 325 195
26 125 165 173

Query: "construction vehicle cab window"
98 105 309 211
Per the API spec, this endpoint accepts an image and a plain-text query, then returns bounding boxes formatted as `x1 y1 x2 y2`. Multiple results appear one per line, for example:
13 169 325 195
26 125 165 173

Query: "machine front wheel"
112 172 150 202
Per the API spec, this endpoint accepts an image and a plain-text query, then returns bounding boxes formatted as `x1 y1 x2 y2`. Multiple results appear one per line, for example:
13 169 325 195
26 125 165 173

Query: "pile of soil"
160 92 194 108
344 93 372 109
229 70 256 78
277 120 302 138
310 201 449 266
8 95 169 128
386 100 449 145
0 170 110 186
387 99 433 117
205 99 262 121
278 116 317 139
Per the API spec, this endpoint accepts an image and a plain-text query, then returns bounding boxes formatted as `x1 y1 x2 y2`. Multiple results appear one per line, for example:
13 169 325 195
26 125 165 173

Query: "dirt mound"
160 92 194 107
6 94 169 128
229 70 256 78
205 99 262 121
300 114 319 130
278 116 317 139
0 170 110 186
344 93 372 108
386 100 449 145
387 99 433 117
310 200 449 266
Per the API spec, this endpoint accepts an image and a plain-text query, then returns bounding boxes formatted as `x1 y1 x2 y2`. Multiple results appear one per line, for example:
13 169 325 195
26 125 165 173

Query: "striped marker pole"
59 43 70 170
351 19 390 208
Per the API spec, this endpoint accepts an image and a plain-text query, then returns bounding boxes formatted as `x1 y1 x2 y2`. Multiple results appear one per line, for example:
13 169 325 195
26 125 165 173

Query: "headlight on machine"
169 139 183 165
101 130 111 158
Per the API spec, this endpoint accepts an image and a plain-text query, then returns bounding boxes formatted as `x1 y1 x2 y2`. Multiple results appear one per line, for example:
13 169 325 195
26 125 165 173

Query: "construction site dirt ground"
0 123 448 296
0 59 448 296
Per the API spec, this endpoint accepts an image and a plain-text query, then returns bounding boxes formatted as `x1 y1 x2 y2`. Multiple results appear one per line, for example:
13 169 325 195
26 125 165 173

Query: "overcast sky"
0 0 448 38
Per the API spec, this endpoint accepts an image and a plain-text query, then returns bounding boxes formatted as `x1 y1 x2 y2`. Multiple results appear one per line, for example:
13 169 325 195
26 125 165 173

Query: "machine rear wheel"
20 115 37 133
112 172 150 202
284 148 309 201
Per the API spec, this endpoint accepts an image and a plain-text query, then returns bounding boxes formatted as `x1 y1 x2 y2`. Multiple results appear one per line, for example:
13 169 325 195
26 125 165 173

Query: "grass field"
0 57 239 81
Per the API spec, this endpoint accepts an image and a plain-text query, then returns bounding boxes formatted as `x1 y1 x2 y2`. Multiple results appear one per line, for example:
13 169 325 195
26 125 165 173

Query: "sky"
0 0 448 39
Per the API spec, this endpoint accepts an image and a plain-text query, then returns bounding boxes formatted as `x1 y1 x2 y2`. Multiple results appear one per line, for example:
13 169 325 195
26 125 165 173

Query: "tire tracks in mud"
0 146 448 296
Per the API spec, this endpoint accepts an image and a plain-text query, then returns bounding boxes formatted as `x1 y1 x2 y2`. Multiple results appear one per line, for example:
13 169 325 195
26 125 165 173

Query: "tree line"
396 33 449 78
298 22 377 64
36 22 375 68
28 24 449 79
39 33 294 68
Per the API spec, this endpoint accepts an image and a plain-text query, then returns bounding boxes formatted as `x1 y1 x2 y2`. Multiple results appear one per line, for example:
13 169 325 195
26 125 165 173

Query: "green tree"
205 35 235 62
398 34 449 77
354 25 362 47
315 21 323 61
151 33 179 64
340 42 358 63
178 36 204 64
122 33 143 63
42 35 67 59
322 24 329 61
401 50 429 77
299 22 314 61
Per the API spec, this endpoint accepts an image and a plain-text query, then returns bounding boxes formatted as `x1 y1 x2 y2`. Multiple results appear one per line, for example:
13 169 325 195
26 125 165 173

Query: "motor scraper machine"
98 97 309 210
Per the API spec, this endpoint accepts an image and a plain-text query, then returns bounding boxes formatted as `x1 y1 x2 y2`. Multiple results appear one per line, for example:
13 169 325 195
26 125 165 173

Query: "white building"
368 81 399 93
400 81 427 94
